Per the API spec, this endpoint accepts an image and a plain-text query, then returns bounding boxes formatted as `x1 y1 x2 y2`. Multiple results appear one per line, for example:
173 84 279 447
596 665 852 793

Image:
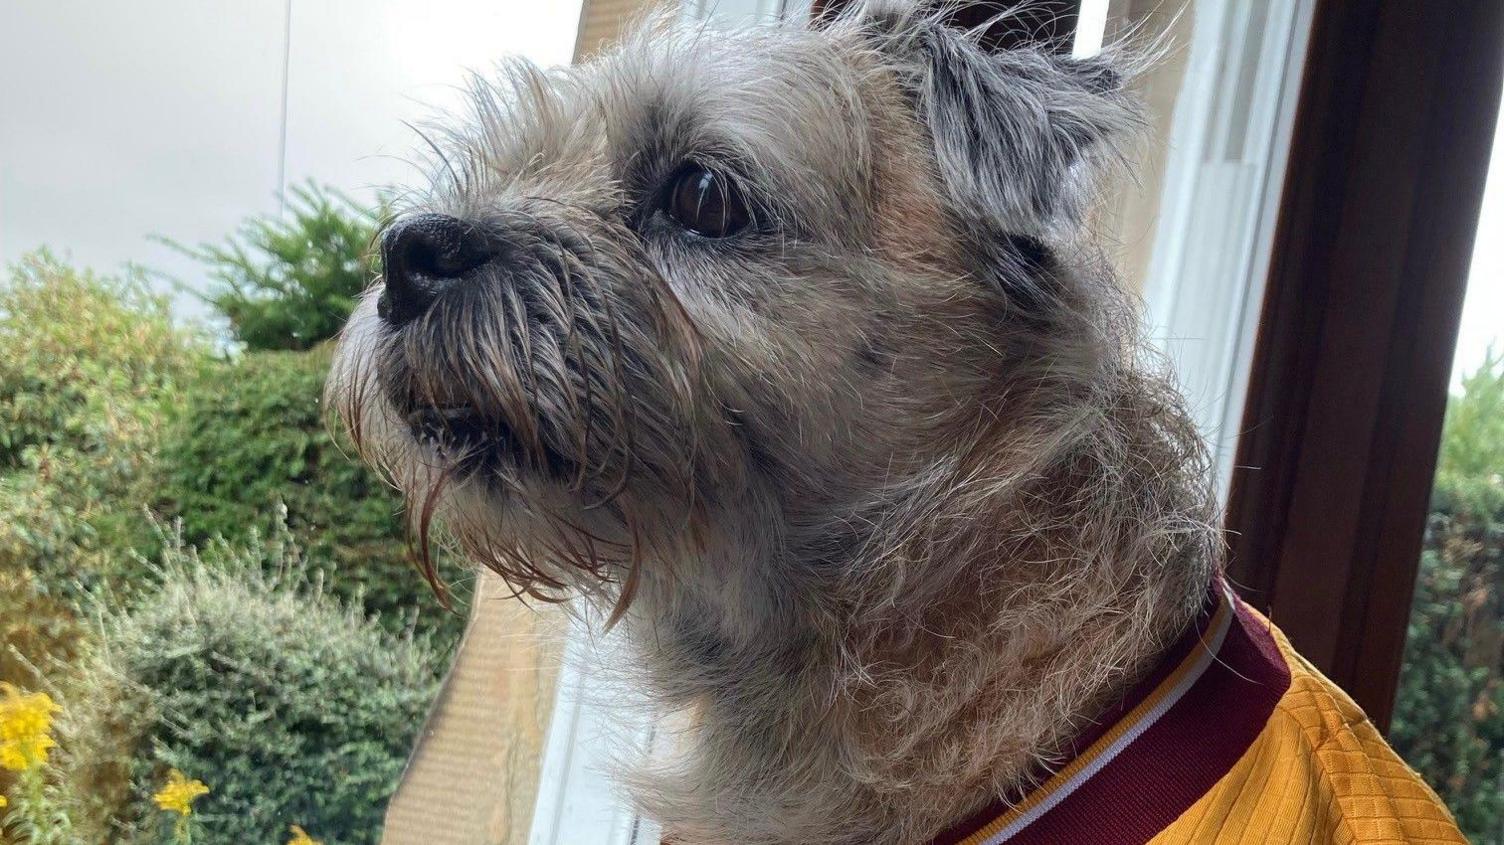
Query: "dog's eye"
665 165 750 238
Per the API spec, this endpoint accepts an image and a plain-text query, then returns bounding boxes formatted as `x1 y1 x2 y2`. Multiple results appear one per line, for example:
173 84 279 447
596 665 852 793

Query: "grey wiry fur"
328 3 1219 843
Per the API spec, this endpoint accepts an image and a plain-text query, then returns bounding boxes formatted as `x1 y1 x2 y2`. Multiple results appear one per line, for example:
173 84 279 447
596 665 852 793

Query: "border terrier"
329 3 1463 843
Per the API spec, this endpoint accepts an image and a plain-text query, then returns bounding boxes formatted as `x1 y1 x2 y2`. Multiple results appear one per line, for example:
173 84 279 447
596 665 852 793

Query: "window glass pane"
0 1 1342 842
1390 100 1504 845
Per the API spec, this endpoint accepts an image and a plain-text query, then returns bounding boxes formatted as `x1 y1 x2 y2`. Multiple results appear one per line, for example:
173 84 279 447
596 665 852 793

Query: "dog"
328 4 1464 843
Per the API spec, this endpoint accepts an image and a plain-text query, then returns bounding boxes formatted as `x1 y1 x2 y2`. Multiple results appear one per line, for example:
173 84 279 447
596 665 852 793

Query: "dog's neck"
621 369 1220 845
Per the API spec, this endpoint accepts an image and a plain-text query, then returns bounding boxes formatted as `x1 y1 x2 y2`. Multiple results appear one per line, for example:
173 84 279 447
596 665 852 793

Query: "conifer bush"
164 183 383 352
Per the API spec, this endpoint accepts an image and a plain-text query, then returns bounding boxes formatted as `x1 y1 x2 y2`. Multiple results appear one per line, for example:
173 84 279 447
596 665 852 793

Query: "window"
0 4 583 844
1381 88 1504 845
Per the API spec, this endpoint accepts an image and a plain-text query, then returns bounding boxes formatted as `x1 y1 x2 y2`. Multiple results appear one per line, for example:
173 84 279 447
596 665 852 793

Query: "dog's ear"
852 2 1139 233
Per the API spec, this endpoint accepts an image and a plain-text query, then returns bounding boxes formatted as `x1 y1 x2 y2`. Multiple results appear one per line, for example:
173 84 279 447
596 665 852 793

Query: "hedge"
155 346 467 643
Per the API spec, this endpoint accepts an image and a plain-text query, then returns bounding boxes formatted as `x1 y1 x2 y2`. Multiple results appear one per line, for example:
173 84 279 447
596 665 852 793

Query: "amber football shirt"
932 584 1465 845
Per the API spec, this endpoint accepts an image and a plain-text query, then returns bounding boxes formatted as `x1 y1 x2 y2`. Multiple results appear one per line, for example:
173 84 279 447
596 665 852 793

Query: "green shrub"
165 184 382 352
0 251 202 470
0 253 208 683
1437 348 1504 483
155 346 467 642
157 185 467 640
1391 350 1504 842
57 517 444 845
0 249 464 654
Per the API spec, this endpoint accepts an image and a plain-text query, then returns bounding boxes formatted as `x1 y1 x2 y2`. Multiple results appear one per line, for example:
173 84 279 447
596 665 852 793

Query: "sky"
0 0 1497 381
0 0 582 315
1453 102 1504 386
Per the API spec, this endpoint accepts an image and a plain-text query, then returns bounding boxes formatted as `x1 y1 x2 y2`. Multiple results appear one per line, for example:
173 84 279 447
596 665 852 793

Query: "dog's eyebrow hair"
612 95 790 194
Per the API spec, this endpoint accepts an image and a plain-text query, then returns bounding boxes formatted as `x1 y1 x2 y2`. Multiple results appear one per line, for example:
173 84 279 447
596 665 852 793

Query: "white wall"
0 0 581 314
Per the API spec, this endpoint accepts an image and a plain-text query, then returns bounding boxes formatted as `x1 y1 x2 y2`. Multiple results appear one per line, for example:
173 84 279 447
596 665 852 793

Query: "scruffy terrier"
329 4 1463 843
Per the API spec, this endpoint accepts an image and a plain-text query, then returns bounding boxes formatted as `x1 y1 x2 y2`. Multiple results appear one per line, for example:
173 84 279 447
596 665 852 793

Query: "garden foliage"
57 520 442 845
0 251 200 470
0 253 207 685
1391 349 1504 843
1 203 462 842
155 346 463 641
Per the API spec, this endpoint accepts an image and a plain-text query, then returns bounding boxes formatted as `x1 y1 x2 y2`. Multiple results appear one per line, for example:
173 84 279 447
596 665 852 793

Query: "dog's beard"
328 237 705 618
390 271 626 491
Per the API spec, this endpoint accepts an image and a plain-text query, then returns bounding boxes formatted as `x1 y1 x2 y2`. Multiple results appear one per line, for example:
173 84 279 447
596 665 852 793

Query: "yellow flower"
287 824 322 845
152 769 210 816
0 794 7 808
0 682 59 772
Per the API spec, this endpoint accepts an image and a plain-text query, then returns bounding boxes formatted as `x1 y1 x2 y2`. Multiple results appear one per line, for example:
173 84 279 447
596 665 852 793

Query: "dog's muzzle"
374 211 588 481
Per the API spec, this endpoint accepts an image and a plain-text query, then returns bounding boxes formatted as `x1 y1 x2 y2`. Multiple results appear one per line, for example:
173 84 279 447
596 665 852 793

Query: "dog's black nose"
378 214 495 326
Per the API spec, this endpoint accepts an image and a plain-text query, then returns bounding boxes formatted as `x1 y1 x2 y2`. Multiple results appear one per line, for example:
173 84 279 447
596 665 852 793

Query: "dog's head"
329 3 1154 624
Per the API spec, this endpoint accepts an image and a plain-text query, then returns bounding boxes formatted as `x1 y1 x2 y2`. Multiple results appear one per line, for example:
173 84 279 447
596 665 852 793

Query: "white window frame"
1140 0 1315 497
528 621 657 845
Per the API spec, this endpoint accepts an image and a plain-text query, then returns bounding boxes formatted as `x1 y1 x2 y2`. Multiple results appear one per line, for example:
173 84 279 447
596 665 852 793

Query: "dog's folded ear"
850 2 1140 233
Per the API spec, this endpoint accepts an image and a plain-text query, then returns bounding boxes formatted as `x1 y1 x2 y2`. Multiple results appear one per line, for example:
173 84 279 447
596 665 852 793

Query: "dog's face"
329 5 1138 621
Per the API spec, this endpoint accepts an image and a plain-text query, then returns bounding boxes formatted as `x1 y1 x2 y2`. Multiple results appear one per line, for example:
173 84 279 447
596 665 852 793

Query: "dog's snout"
378 214 495 326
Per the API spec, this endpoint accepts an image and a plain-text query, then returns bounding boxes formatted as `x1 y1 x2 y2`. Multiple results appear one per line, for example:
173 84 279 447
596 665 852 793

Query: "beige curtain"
575 0 664 62
381 573 565 845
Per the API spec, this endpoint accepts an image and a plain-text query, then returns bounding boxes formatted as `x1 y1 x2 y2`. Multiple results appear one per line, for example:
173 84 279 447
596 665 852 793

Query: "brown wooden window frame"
1224 0 1504 730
